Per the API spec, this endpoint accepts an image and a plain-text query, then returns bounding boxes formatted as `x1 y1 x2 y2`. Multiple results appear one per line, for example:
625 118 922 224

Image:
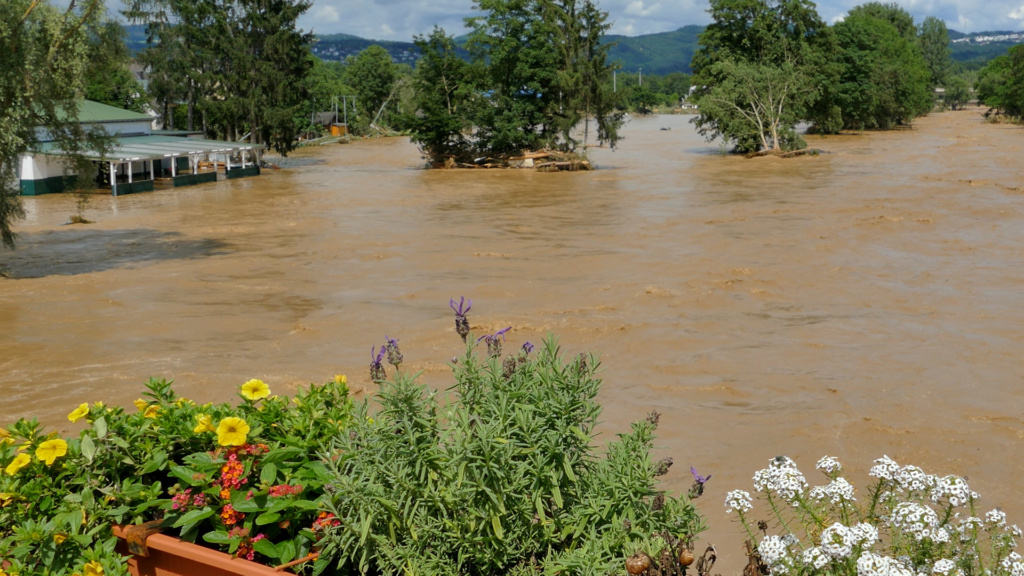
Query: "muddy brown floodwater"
2 109 1023 572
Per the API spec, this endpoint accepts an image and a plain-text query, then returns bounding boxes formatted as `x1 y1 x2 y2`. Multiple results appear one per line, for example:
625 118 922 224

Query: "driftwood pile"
436 149 592 171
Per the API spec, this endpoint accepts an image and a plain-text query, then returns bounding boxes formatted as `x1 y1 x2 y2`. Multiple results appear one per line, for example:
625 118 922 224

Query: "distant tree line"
689 0 957 153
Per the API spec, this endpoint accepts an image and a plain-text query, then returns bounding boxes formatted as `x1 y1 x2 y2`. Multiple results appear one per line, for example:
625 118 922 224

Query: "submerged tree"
690 0 837 152
976 45 1024 119
919 16 953 89
0 0 113 249
408 28 478 162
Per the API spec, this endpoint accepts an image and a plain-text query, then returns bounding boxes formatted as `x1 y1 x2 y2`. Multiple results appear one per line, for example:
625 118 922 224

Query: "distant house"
20 100 264 196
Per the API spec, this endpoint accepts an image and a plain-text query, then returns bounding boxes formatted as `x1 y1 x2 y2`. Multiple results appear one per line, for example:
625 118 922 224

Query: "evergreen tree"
408 28 478 162
344 45 399 131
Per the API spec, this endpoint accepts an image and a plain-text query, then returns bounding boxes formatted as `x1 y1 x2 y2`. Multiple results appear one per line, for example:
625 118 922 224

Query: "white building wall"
20 154 69 181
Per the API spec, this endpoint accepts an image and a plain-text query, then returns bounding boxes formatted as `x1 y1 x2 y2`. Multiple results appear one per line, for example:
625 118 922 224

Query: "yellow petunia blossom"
36 439 68 466
193 414 215 434
0 492 16 507
5 453 31 475
68 403 89 423
143 405 159 419
53 533 68 545
334 374 347 385
216 417 250 447
241 379 270 400
83 561 104 576
133 399 148 411
93 401 105 409
0 428 12 447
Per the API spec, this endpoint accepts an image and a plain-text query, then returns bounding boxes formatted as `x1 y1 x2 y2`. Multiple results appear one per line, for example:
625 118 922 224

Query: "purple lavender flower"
385 336 403 368
521 342 535 355
370 345 387 381
450 297 472 341
688 466 711 499
477 326 511 357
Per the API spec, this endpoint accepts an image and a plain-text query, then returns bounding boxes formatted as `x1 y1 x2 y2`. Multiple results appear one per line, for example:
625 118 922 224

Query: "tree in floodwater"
832 11 932 130
0 0 114 249
408 0 622 162
690 0 838 152
343 45 399 132
976 45 1024 119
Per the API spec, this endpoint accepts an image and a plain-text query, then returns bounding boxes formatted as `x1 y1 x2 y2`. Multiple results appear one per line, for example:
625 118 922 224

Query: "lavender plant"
725 455 1022 576
315 335 706 576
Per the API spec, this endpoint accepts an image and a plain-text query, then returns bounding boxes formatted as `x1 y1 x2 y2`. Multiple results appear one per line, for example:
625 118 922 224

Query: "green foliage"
316 336 705 576
0 376 353 573
127 0 315 154
943 75 972 110
343 45 400 130
0 0 113 249
408 28 479 161
690 0 834 152
409 0 623 162
83 21 147 113
833 11 933 130
919 16 953 88
847 2 918 42
976 45 1024 119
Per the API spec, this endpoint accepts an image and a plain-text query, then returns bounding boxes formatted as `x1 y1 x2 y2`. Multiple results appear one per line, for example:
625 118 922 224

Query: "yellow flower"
193 414 215 434
133 399 147 411
83 561 104 576
36 439 68 466
68 403 89 423
241 379 270 400
143 405 159 419
0 428 11 447
334 374 347 385
5 453 31 475
216 417 250 446
93 401 105 409
0 492 16 507
53 533 68 545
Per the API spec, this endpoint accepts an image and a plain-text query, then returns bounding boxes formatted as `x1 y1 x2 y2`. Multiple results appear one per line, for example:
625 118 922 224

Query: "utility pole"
639 67 642 86
613 70 616 92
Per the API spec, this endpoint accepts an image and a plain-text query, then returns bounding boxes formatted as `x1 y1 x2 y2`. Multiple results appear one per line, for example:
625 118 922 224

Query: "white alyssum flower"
891 502 940 541
985 509 1007 526
753 456 808 501
1007 524 1023 538
857 552 916 576
869 455 901 481
820 523 855 559
817 455 843 474
932 476 971 506
802 547 830 570
724 489 753 514
810 477 857 504
758 535 791 566
1000 556 1024 576
896 465 937 494
850 522 880 547
932 559 961 576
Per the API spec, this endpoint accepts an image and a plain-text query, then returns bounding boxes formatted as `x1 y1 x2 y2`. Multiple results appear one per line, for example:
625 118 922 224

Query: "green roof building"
21 100 264 196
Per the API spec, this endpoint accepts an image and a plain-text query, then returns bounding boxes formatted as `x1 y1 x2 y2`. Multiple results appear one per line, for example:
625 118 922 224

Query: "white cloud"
624 0 662 18
1010 4 1024 20
312 5 340 23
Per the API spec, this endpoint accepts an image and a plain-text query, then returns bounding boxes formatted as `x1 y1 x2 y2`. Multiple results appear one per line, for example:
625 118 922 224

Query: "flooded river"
2 109 1023 570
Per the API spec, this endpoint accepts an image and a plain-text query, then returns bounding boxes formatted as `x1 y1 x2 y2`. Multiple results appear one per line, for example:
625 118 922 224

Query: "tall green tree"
1 0 113 249
919 16 953 88
83 21 147 113
690 0 837 152
976 45 1024 118
408 28 478 162
846 2 917 41
343 45 399 129
833 11 932 130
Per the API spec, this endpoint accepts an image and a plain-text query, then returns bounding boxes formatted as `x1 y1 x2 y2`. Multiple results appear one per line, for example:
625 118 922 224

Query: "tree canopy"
976 45 1024 119
1 0 113 249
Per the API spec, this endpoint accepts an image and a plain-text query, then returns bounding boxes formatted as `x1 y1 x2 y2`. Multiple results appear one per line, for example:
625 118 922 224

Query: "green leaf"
93 416 108 439
491 514 504 540
253 537 279 559
561 456 576 482
261 447 303 464
230 491 267 513
80 435 96 463
203 530 232 544
172 507 214 529
278 540 297 564
260 463 278 485
256 512 281 525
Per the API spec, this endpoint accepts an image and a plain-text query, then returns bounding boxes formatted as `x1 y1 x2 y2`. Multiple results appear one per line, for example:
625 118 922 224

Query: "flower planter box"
113 525 294 576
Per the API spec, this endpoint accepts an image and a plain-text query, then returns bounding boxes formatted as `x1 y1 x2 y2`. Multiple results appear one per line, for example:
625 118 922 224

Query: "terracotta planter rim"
113 524 296 575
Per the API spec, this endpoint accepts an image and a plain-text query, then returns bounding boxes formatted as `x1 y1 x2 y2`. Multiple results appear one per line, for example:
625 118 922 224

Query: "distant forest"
123 23 1023 75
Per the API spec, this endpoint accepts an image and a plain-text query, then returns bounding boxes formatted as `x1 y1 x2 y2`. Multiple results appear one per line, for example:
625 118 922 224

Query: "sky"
293 0 1024 41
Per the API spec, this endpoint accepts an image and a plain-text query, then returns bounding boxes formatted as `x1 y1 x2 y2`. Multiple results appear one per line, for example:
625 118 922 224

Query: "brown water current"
2 109 1023 570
